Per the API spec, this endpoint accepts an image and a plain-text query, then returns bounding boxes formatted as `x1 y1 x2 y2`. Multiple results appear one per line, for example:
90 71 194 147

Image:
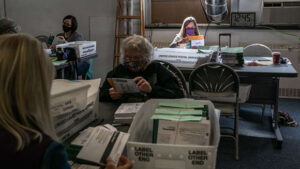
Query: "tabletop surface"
180 57 298 78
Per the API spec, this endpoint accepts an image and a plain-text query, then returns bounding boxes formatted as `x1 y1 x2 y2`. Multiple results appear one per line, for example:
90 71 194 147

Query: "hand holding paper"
109 88 124 100
105 156 132 169
107 78 139 93
134 76 152 93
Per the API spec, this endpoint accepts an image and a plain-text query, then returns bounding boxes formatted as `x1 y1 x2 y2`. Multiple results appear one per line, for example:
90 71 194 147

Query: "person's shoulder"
107 64 128 76
68 31 84 41
73 31 84 39
148 61 166 70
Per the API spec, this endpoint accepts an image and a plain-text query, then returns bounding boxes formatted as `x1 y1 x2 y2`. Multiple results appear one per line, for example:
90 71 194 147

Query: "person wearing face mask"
56 15 84 42
99 35 185 102
56 15 89 80
169 16 200 48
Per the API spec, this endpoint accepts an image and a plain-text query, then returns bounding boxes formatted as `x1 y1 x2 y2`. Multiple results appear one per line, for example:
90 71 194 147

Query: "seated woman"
56 15 89 79
169 16 200 48
0 34 131 169
100 35 185 102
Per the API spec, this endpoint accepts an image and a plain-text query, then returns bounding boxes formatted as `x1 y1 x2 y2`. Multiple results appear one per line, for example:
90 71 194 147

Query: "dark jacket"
56 31 84 42
0 128 70 169
99 62 185 102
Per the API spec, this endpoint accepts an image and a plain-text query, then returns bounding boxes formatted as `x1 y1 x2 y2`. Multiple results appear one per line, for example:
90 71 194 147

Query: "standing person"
0 17 20 35
99 35 185 102
56 15 89 79
0 34 132 169
169 16 200 48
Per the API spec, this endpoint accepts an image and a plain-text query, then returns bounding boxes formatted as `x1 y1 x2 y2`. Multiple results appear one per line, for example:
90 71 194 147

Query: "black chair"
189 62 240 160
152 60 188 96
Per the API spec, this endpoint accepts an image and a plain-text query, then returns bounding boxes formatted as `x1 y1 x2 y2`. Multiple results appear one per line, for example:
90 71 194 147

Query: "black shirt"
99 62 185 102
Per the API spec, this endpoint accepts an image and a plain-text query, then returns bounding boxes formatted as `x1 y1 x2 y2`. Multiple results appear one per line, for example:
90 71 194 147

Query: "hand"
109 88 124 100
134 76 152 93
105 156 132 169
49 44 56 49
57 36 67 43
177 37 188 45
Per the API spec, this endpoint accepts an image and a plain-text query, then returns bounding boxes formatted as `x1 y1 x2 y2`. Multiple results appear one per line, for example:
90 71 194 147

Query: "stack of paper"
70 124 129 166
151 103 211 146
221 47 244 66
114 103 144 124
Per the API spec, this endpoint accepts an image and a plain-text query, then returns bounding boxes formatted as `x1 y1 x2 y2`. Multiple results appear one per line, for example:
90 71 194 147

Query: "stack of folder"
221 47 244 66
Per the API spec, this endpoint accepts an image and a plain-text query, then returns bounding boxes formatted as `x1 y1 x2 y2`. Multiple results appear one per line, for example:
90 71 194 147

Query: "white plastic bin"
127 99 220 169
50 79 90 117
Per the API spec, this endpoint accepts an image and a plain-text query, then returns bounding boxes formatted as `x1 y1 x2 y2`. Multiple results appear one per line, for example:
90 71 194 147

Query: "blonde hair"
0 34 57 151
119 35 153 64
178 16 200 38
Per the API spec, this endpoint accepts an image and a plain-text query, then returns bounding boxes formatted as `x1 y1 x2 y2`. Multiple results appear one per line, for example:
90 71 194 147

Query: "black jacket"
99 62 185 102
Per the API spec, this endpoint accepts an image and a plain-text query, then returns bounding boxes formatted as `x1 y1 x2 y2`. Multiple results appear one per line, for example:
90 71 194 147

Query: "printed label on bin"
133 146 154 162
50 98 77 116
187 149 211 168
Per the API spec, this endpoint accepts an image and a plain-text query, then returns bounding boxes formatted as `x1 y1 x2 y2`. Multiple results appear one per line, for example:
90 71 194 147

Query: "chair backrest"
189 63 239 101
152 60 188 96
244 43 272 57
35 35 49 44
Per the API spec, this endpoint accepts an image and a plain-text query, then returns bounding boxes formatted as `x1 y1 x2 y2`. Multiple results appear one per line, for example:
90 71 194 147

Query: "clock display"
231 12 256 27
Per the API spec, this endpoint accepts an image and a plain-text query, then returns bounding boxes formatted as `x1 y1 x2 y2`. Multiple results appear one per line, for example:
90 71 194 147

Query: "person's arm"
41 142 71 169
99 71 116 102
99 70 126 102
148 64 184 99
169 35 181 48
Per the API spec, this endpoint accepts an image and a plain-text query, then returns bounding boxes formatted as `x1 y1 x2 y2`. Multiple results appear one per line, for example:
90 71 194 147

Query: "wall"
1 0 116 83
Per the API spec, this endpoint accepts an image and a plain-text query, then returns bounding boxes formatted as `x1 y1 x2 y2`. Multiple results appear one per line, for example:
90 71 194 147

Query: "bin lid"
51 79 91 97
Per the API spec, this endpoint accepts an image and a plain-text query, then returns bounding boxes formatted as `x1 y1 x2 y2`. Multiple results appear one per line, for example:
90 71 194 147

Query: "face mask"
124 59 149 73
63 25 72 32
185 28 195 36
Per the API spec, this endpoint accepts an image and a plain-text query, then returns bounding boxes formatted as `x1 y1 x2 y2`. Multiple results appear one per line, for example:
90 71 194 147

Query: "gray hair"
0 18 20 35
119 35 153 64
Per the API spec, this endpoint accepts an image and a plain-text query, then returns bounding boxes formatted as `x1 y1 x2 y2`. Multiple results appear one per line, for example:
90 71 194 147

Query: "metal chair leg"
261 104 266 122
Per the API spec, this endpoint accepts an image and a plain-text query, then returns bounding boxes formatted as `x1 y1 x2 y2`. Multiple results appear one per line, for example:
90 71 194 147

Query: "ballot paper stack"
114 103 144 124
67 124 129 166
50 79 101 142
151 103 211 146
221 47 244 66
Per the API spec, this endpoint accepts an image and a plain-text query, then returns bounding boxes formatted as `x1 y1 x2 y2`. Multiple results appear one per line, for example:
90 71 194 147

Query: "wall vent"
279 88 300 98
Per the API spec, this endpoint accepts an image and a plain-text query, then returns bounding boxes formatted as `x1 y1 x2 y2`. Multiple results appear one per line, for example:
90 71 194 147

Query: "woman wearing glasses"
99 35 184 102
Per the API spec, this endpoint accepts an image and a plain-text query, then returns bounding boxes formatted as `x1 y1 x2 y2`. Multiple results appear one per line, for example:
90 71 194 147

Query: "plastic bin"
127 99 220 169
50 79 90 117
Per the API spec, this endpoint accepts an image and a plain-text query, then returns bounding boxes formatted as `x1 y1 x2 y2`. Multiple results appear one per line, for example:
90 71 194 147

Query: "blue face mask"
185 28 195 36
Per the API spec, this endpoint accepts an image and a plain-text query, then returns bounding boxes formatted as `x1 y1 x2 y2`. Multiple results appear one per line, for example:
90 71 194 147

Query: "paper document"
115 103 144 117
159 103 205 109
107 78 139 93
71 127 95 146
187 35 204 47
75 164 99 169
76 126 129 165
52 36 65 45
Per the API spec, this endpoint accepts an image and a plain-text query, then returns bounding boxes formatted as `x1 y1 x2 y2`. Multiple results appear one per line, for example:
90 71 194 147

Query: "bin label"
188 150 208 166
134 147 153 162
